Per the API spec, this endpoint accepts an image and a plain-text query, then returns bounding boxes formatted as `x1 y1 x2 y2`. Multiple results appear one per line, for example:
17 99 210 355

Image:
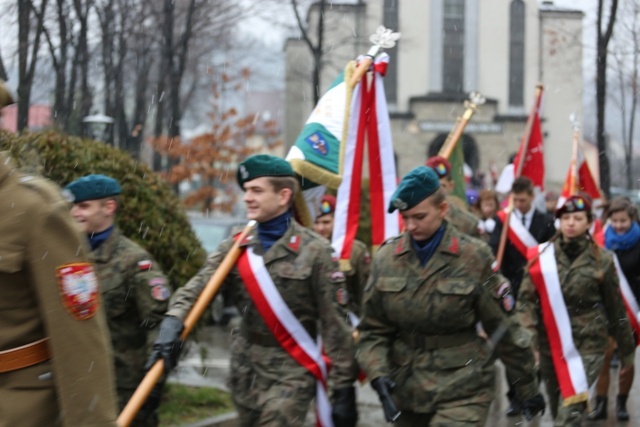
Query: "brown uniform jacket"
0 153 118 427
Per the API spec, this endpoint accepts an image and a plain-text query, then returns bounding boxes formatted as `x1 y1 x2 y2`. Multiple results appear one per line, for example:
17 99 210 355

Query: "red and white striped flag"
558 142 601 207
332 54 399 267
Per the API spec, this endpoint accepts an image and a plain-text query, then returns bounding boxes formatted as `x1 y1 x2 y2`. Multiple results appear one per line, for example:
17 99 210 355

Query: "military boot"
617 395 629 421
588 395 608 420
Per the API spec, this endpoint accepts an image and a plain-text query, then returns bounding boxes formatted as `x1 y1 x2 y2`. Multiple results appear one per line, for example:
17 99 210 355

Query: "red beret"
318 195 336 217
425 156 451 178
555 195 592 219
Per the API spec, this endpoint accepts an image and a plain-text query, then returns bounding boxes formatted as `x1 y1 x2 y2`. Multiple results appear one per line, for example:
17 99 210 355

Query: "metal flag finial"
569 113 580 132
366 26 401 58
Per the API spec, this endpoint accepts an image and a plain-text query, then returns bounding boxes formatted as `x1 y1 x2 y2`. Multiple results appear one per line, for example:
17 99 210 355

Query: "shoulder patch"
138 260 153 271
335 287 350 306
151 283 171 301
497 282 515 313
56 263 99 320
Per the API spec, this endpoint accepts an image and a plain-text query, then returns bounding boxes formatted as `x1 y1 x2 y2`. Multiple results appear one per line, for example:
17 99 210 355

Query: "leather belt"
0 338 51 373
401 331 476 351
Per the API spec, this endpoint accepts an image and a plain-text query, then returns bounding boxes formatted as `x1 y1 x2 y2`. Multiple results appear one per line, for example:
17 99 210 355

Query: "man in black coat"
489 176 556 417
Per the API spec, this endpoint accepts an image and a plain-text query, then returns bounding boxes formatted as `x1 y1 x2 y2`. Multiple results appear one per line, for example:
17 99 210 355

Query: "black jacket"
489 209 556 296
614 243 640 304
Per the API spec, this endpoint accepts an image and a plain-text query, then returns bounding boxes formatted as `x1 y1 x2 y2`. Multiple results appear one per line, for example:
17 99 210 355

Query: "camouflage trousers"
394 403 490 427
539 352 604 427
228 335 316 426
118 387 159 427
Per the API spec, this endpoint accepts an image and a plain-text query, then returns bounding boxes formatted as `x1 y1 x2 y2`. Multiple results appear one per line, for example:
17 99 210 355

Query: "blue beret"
388 166 440 213
237 154 295 189
66 174 121 203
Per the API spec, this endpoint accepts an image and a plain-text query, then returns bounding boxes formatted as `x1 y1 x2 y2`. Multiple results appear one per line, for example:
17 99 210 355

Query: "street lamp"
83 113 114 143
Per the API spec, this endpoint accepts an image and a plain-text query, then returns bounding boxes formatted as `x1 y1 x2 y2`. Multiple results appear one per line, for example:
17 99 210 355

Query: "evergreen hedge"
0 130 207 289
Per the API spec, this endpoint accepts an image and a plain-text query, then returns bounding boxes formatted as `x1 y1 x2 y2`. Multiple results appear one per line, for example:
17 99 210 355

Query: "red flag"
513 94 545 189
558 142 602 206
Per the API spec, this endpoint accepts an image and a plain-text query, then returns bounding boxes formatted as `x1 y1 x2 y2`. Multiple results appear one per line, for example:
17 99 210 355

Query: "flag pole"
438 92 486 160
348 26 400 87
117 221 256 427
495 84 544 270
569 123 580 196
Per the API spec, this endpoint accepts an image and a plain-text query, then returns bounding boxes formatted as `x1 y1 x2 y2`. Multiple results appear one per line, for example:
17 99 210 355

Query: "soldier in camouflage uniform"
425 156 482 237
147 155 359 427
313 194 371 318
517 195 635 426
357 165 545 426
66 174 170 427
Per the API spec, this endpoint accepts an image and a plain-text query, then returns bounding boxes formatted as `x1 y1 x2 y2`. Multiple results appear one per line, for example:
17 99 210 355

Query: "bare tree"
17 0 49 131
596 0 619 197
291 0 325 105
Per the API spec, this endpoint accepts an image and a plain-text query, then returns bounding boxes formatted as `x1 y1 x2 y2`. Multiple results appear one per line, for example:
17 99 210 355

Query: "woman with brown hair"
589 197 640 421
517 195 635 426
475 189 500 235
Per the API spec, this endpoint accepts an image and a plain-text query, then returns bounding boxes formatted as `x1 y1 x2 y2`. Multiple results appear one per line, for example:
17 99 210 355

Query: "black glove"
521 393 546 421
331 386 358 427
145 316 184 372
371 376 401 423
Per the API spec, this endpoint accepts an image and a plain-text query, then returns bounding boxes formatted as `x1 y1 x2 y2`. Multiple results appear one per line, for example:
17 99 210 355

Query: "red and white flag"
528 243 589 404
496 209 538 257
512 91 545 189
237 247 333 427
558 142 601 208
612 254 640 346
332 54 399 266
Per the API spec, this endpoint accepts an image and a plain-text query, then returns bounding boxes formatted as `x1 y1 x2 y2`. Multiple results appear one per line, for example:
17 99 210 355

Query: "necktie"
522 214 526 228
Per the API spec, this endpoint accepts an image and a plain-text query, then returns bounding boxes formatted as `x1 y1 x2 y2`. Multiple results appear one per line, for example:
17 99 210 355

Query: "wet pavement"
169 323 640 426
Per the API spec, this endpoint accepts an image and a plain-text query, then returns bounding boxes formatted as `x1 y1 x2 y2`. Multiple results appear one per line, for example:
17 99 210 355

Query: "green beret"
237 154 295 189
388 166 440 213
65 174 121 203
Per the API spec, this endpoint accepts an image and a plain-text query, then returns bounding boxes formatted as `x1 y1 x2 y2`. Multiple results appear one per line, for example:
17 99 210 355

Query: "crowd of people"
2 77 640 427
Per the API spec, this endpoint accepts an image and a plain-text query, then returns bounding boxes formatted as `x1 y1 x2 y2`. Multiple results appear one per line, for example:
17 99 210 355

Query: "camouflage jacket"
357 222 538 412
92 227 170 390
168 220 357 388
342 239 371 318
447 195 481 238
518 238 635 365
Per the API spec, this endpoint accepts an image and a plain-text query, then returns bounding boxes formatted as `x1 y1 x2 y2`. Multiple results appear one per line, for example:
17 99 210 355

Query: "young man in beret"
0 142 119 422
425 155 483 238
147 154 359 427
357 165 545 426
313 194 371 320
66 174 170 426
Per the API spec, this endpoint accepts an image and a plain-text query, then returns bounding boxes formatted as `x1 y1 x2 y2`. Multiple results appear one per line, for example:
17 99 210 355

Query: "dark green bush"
0 130 206 289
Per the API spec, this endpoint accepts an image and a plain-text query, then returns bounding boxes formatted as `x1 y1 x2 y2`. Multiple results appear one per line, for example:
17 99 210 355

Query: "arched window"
509 0 525 107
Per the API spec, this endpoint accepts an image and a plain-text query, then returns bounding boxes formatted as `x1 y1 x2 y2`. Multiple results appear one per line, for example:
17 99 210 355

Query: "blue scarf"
89 226 114 250
257 211 291 252
606 221 640 251
411 224 446 267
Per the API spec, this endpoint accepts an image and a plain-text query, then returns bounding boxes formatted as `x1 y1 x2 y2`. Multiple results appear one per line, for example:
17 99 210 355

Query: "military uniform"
66 174 170 426
446 195 481 238
518 237 635 426
357 222 539 426
344 239 371 317
0 153 118 427
91 227 169 423
169 223 356 425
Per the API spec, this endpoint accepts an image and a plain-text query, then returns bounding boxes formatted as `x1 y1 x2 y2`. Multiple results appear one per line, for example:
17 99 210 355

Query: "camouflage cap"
236 154 295 189
555 195 591 219
66 174 122 203
425 155 451 179
388 166 440 213
0 80 15 109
